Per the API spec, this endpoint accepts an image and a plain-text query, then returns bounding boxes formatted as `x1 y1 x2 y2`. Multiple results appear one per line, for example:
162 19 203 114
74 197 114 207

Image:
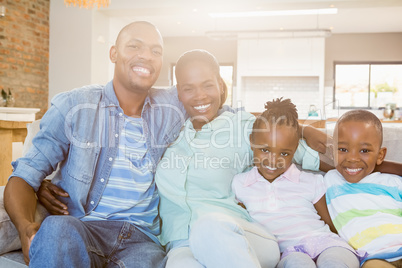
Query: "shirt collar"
281 163 301 183
184 110 233 131
243 163 301 187
103 80 119 108
103 80 152 113
243 167 264 187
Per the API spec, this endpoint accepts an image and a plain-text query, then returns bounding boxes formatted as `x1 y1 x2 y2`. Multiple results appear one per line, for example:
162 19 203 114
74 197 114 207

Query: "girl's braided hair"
252 97 299 137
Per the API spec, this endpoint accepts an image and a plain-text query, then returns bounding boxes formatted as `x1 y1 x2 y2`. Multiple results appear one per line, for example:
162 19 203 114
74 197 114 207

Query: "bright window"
334 62 402 109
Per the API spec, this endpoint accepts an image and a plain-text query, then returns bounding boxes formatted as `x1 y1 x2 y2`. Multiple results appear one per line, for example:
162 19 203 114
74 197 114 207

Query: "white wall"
49 1 110 106
236 37 325 117
91 11 110 86
49 7 402 121
50 9 238 107
159 36 237 87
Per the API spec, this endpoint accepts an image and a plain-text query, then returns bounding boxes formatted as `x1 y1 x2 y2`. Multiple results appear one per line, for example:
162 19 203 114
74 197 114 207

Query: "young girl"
232 98 365 268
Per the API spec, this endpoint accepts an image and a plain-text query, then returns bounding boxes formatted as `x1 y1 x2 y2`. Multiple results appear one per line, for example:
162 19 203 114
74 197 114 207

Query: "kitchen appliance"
383 103 396 120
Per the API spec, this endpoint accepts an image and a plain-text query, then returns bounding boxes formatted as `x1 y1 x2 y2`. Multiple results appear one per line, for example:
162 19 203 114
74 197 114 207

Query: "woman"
155 49 322 267
38 50 324 267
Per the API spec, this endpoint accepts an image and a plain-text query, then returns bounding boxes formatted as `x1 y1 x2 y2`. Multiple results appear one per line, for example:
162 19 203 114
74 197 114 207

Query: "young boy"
324 110 402 268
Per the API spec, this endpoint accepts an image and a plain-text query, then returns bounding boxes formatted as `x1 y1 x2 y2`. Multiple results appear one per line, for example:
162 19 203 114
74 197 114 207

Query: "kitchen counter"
0 120 31 186
326 118 402 123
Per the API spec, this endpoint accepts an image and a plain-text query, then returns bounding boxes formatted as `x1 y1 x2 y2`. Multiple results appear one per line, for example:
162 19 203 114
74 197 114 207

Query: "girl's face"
176 60 223 130
251 123 299 183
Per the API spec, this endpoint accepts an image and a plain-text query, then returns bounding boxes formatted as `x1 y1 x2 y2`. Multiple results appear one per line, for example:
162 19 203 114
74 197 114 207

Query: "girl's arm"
314 194 337 234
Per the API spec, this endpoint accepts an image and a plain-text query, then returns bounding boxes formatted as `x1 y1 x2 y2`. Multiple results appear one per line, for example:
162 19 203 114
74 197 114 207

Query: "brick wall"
0 0 49 119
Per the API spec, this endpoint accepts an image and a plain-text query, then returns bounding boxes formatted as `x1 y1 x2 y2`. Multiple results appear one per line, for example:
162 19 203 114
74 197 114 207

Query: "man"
4 21 185 267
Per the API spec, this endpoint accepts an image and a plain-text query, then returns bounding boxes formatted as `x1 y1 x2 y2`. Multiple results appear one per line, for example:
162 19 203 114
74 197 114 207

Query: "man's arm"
4 177 40 265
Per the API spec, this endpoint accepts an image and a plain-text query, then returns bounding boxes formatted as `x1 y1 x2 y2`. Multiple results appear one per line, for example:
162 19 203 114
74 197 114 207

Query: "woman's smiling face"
176 60 223 130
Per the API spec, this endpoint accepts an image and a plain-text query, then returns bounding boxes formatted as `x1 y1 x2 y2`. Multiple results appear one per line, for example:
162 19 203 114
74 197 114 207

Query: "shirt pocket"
67 144 100 184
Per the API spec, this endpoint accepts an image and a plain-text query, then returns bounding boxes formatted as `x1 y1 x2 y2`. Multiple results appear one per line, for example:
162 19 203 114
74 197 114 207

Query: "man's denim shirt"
11 81 186 218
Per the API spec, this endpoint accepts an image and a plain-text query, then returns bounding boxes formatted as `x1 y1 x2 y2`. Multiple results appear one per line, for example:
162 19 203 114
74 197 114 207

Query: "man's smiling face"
111 22 163 94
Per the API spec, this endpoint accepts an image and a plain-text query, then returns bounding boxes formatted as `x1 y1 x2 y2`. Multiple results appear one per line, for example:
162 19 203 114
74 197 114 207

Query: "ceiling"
100 0 402 38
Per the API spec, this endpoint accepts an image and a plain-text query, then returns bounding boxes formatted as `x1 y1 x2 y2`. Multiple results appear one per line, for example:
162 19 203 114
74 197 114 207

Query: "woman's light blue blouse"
155 111 319 245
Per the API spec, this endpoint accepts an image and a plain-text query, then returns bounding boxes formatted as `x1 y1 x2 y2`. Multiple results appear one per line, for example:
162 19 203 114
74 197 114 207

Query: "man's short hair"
336 110 383 145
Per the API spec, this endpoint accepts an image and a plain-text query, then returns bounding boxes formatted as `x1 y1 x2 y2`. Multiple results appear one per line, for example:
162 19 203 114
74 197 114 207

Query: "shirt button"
109 157 113 161
90 201 94 205
119 113 123 116
115 134 118 138
87 142 91 146
100 178 105 182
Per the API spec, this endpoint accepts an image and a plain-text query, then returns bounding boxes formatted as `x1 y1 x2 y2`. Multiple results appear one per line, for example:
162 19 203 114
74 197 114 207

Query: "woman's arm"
314 195 337 234
374 160 402 176
300 124 331 154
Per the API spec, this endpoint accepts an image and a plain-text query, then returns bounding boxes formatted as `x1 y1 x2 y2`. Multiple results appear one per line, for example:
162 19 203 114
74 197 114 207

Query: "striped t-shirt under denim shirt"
83 115 160 239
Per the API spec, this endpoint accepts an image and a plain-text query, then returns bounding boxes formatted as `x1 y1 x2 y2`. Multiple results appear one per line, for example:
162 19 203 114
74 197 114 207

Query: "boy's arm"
4 177 41 265
314 195 337 234
374 160 402 176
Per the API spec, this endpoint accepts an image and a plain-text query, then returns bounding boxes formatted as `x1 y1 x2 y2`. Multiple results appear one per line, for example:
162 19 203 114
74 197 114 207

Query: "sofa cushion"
0 186 48 255
0 186 21 255
0 251 26 267
0 120 49 255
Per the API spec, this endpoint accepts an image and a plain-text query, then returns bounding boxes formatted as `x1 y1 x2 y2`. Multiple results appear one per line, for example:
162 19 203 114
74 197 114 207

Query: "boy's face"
251 123 299 183
334 120 386 183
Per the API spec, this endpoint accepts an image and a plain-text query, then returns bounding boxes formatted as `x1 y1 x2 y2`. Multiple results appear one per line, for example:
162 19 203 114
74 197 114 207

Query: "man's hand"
20 222 40 265
37 180 70 215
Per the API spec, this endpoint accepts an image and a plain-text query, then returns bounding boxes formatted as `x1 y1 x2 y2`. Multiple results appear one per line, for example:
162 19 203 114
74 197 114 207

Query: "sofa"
1 120 401 267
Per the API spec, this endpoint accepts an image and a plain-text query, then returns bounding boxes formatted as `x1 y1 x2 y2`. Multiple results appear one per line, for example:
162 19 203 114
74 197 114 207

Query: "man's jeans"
29 216 166 268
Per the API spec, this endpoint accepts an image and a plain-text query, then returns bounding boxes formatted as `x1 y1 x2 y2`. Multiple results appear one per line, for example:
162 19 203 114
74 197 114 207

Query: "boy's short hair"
336 110 383 145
